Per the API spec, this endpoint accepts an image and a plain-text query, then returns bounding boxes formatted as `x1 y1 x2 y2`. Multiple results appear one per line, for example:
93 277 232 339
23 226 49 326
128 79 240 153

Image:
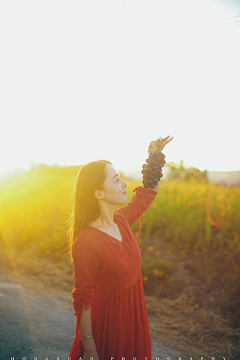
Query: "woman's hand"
148 135 174 153
83 350 100 360
158 135 174 151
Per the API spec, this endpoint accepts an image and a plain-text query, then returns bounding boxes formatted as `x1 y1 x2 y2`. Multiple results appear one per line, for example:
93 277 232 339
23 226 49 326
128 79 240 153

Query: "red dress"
68 186 157 360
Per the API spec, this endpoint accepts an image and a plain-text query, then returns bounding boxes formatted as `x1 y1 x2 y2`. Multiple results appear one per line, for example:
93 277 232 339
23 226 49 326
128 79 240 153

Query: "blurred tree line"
165 160 208 182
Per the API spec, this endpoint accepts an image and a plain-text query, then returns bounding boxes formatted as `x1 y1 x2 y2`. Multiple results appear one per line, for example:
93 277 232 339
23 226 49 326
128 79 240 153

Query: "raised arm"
114 185 157 226
115 135 173 233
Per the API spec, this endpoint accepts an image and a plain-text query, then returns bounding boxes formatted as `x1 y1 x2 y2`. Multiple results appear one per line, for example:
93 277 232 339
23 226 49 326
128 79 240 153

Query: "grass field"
0 164 239 324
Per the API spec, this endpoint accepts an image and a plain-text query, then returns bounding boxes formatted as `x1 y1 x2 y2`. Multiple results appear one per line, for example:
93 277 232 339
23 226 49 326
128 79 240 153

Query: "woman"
67 137 173 360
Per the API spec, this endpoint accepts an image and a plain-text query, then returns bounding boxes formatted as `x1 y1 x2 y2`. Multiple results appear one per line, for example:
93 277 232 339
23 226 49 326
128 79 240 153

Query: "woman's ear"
94 189 103 200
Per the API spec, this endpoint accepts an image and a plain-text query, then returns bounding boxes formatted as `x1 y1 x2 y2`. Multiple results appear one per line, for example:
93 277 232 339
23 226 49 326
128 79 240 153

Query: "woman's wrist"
82 336 98 353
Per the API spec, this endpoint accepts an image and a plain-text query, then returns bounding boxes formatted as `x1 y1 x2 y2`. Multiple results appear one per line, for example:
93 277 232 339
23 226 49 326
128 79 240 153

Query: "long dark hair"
66 160 112 266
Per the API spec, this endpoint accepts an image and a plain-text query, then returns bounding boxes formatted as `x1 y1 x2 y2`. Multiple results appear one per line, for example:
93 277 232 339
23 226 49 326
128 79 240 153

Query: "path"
0 280 187 360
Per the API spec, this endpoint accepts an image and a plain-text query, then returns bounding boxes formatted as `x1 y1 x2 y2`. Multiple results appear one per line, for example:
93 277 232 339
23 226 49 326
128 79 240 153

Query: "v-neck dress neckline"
86 221 123 243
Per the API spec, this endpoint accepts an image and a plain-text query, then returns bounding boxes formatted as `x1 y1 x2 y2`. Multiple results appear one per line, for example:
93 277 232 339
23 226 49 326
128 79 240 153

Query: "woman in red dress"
67 137 173 360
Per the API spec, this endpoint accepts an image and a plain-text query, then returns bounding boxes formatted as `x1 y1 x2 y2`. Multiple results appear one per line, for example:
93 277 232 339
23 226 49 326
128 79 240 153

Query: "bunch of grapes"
141 152 166 189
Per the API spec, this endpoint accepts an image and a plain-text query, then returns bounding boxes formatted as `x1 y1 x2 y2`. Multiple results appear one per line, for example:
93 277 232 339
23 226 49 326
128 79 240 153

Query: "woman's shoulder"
73 227 101 257
73 226 97 248
75 225 98 242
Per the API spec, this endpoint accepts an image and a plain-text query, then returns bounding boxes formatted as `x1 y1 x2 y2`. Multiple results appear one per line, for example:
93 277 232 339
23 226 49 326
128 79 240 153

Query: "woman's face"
98 164 128 205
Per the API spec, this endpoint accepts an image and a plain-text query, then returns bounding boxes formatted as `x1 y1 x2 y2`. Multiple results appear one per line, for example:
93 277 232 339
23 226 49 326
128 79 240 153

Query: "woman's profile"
67 136 173 360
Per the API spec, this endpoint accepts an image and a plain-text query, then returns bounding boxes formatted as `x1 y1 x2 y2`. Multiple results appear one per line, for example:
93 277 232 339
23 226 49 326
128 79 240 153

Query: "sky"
1 0 240 181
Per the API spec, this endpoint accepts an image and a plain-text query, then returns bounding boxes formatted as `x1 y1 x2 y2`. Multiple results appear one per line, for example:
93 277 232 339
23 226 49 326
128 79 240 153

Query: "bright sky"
1 0 240 181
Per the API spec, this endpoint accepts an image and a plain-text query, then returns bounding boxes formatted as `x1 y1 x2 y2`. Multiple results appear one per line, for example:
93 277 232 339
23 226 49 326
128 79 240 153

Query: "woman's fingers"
159 135 174 143
161 136 171 141
164 136 174 145
159 136 174 149
150 135 174 153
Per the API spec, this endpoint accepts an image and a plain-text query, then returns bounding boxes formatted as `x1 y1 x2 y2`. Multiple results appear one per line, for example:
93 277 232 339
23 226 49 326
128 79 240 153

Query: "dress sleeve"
114 185 157 237
71 233 100 339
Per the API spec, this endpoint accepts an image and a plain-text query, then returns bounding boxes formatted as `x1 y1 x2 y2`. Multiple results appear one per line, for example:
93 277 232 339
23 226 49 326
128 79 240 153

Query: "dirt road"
0 280 187 360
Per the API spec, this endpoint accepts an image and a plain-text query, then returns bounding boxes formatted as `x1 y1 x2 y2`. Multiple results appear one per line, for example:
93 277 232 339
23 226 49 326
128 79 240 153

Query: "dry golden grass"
146 294 240 359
